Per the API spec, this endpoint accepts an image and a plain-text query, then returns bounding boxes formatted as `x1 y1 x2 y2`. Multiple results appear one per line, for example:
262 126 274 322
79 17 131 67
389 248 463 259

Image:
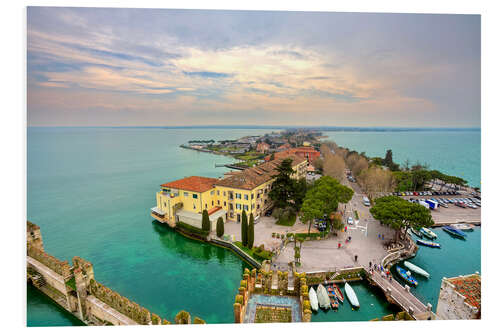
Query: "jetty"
367 269 432 320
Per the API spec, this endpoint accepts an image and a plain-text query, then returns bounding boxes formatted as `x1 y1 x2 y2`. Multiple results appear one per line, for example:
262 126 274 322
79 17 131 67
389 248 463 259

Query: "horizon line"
27 125 481 130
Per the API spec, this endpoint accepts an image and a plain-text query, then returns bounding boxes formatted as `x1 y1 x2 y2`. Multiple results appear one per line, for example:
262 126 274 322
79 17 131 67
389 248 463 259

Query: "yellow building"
151 155 307 229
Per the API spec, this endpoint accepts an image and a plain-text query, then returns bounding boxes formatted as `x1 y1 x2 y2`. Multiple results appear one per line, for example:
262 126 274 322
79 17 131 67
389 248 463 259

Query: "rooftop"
161 176 218 193
447 274 481 310
217 155 306 190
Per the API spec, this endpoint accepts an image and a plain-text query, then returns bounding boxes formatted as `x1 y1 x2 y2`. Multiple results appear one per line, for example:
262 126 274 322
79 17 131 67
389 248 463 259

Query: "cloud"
26 7 480 127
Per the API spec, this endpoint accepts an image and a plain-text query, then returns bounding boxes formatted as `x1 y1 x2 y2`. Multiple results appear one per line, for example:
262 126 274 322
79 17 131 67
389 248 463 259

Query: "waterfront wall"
436 275 480 320
26 221 198 326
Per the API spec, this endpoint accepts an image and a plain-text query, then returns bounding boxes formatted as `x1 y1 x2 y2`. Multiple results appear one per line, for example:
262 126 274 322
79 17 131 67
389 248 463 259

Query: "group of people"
368 261 392 281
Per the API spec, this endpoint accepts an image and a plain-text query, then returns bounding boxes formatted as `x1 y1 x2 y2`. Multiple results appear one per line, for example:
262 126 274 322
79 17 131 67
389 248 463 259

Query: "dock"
368 269 432 320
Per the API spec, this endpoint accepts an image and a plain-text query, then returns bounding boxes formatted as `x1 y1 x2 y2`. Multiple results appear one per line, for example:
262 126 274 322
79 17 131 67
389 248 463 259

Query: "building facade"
151 155 308 229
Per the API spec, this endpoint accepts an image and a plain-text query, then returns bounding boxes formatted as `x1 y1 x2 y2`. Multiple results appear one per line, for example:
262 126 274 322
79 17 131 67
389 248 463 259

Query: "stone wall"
27 221 202 326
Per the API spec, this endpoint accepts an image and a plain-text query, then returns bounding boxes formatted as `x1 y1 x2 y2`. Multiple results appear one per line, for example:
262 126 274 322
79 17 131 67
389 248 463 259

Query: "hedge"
176 221 209 238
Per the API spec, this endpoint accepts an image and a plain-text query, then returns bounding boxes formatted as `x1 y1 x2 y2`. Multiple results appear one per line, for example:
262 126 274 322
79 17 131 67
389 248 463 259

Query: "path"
369 269 430 319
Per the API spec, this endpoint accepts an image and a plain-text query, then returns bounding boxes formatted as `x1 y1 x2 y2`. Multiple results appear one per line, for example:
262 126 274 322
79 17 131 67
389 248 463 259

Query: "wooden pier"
368 269 433 320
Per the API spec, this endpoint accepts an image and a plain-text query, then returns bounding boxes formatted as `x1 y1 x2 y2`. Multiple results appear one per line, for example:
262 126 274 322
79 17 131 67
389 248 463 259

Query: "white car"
347 217 354 225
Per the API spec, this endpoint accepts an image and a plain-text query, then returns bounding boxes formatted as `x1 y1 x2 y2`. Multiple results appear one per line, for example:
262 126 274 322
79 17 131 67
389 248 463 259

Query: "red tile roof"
216 155 307 190
448 275 481 310
161 176 218 193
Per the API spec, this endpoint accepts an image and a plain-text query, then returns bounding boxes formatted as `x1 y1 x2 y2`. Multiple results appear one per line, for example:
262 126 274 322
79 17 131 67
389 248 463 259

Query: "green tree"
269 158 296 208
248 213 255 249
201 209 210 232
216 217 224 237
370 196 434 241
300 176 354 234
241 210 248 247
292 177 308 210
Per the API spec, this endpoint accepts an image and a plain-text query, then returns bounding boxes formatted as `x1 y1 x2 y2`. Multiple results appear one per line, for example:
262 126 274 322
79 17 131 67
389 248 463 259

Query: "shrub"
216 217 224 237
175 310 191 324
235 294 243 304
176 222 209 238
248 213 255 248
202 209 210 232
193 317 206 324
242 210 248 247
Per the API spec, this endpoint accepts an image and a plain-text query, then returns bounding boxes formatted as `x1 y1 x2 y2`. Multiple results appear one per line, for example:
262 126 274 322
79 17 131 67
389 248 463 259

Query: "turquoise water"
27 127 481 325
393 226 481 310
323 130 480 188
311 281 400 322
27 127 276 326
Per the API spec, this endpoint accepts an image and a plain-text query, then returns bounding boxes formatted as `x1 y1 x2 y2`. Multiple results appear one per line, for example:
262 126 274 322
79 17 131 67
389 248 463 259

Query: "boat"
454 223 474 231
344 282 360 308
316 284 331 310
332 283 344 303
420 227 437 239
416 239 441 248
404 261 430 278
309 287 319 311
410 227 423 238
443 225 467 238
395 266 418 286
326 286 339 309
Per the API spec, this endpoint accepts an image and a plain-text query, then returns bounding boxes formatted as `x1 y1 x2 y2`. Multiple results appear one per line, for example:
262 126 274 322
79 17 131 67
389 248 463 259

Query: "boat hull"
443 226 467 238
404 261 430 278
309 287 319 311
396 266 418 286
420 227 437 239
344 283 360 308
317 284 331 310
416 239 441 248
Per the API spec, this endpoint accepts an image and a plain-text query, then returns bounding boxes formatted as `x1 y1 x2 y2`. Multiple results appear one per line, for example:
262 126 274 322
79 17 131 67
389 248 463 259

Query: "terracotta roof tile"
161 176 218 193
216 155 306 190
448 275 481 310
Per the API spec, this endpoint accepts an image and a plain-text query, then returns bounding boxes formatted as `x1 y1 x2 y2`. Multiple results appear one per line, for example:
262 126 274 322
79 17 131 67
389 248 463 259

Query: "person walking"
369 261 372 268
354 254 358 262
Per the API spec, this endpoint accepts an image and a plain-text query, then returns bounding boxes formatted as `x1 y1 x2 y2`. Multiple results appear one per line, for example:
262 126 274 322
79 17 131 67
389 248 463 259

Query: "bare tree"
323 154 346 182
358 166 396 198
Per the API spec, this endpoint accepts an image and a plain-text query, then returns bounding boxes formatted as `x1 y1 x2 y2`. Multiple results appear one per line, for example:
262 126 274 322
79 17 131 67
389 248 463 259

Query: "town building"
436 273 481 320
151 155 308 229
264 147 320 164
256 142 270 153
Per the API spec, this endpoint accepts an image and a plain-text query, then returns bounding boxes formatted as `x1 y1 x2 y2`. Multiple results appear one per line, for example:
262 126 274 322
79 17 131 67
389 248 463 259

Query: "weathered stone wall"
27 221 201 326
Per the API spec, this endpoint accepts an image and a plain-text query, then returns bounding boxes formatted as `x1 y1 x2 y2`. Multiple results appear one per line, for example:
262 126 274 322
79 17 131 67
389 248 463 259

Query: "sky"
27 7 481 127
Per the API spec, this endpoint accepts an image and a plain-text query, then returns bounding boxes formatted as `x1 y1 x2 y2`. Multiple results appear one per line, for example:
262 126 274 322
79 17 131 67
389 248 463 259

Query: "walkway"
369 269 430 319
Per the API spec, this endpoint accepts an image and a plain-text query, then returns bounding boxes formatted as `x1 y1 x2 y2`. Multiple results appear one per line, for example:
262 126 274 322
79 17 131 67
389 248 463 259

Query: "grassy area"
276 213 297 226
234 241 273 262
65 276 76 291
254 306 292 323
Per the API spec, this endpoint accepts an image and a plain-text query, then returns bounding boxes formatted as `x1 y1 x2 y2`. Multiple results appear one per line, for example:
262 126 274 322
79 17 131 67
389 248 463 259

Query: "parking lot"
399 195 481 225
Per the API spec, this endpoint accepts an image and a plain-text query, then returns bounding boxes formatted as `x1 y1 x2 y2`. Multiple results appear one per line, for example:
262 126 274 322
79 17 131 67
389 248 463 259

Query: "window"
205 204 208 209
210 190 215 195
212 201 214 206
229 203 233 210
243 205 249 211
236 193 242 199
184 192 188 197
236 204 241 210
244 194 248 200
217 200 220 205
217 190 220 195
224 191 226 196
257 204 260 209
193 194 198 199
193 204 196 210
251 193 254 200
257 193 260 199
224 201 226 207
251 204 254 209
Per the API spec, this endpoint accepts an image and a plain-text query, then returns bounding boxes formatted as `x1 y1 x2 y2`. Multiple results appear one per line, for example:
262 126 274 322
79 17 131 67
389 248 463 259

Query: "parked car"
347 217 354 225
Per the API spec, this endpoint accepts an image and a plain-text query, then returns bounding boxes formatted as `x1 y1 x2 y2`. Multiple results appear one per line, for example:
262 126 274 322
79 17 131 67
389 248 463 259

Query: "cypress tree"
201 209 210 232
216 217 224 237
241 210 248 247
248 213 254 249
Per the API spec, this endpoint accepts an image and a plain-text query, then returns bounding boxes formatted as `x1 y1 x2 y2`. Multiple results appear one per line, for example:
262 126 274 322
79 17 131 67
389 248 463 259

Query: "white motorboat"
344 282 360 308
404 261 430 278
316 284 331 310
309 287 319 311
